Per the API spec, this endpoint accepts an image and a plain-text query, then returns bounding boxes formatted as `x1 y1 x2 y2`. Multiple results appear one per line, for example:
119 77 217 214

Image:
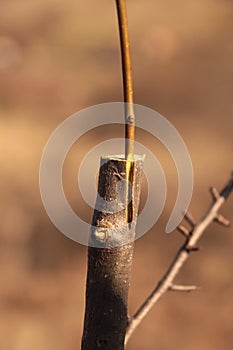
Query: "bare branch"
115 0 135 160
210 186 220 201
125 175 233 345
220 175 233 199
177 225 190 237
215 214 231 227
184 211 196 227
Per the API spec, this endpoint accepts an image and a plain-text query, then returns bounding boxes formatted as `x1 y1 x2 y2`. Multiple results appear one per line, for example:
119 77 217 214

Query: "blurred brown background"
0 0 233 349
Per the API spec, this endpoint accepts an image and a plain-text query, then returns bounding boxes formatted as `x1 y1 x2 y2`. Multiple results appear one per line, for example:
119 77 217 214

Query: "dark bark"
82 156 144 350
220 176 233 199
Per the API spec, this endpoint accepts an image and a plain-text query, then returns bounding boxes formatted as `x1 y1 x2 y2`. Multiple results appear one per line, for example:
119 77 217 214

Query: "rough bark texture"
81 156 144 350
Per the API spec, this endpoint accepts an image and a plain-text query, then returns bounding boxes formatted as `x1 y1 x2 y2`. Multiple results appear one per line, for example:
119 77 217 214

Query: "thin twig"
210 186 220 201
184 211 196 227
115 0 136 224
177 224 190 237
125 175 233 344
169 284 199 292
115 0 135 160
215 214 231 227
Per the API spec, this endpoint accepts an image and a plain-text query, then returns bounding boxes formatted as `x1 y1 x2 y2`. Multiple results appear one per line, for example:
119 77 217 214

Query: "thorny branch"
125 175 233 344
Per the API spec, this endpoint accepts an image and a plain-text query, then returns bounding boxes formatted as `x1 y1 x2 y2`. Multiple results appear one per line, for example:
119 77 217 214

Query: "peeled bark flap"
90 156 144 248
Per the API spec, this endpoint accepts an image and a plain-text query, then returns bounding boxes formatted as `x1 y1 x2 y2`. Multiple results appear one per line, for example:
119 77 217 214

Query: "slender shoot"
115 0 136 223
115 0 135 160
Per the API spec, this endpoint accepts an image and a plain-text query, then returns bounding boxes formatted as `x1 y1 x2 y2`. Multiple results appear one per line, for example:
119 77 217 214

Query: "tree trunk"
82 155 144 350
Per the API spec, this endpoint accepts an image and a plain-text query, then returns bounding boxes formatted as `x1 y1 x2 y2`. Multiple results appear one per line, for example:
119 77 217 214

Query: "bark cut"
81 155 144 350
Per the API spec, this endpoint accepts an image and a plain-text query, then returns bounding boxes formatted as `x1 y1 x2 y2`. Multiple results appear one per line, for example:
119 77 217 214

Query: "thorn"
185 246 200 253
184 211 196 227
177 225 190 237
210 187 220 201
215 214 231 227
169 284 199 292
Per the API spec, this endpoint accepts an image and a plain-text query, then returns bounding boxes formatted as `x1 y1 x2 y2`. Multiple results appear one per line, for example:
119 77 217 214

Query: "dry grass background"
0 0 233 349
